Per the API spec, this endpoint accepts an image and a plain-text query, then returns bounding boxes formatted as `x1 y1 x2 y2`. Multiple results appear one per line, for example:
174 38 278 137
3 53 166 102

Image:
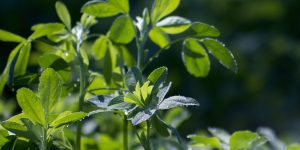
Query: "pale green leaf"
0 29 26 43
288 144 300 150
82 0 121 18
50 111 86 128
55 1 72 30
191 22 220 37
229 131 258 150
156 16 191 34
151 0 181 23
92 35 108 60
202 38 237 73
108 15 135 44
182 38 210 77
29 23 66 40
38 68 62 116
124 93 143 107
149 27 170 48
158 96 199 110
130 108 156 125
17 88 46 126
164 108 190 128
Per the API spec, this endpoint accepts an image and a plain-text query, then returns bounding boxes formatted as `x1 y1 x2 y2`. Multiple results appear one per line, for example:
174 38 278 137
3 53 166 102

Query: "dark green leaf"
17 88 46 126
50 111 86 128
38 68 62 116
14 43 31 77
13 73 39 86
202 38 238 73
0 29 26 43
55 1 72 30
20 118 43 142
125 66 143 91
182 38 210 77
120 45 135 67
103 48 112 84
158 96 199 110
151 0 181 23
108 15 135 44
29 23 66 40
156 16 191 34
164 108 190 128
82 0 121 18
88 95 116 109
190 22 220 37
153 115 170 137
147 66 168 88
1 121 29 139
92 35 109 60
149 27 170 48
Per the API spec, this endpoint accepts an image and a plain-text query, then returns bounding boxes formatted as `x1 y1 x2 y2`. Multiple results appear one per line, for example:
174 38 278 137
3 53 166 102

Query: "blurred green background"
1 0 300 141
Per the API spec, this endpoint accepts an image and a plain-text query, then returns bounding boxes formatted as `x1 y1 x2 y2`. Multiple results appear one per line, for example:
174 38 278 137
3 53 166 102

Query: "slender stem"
136 26 149 70
75 41 87 150
146 120 151 150
42 127 47 150
123 115 128 150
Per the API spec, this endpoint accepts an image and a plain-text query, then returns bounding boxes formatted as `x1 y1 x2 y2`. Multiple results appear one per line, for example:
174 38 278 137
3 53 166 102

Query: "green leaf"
82 0 121 18
158 96 199 110
109 0 129 13
149 27 170 48
208 127 230 144
164 108 190 128
17 88 46 126
29 23 66 40
88 95 116 109
188 135 221 149
108 15 135 44
92 35 109 60
103 48 112 84
0 29 26 43
20 118 43 142
147 66 168 88
38 54 70 81
125 67 143 91
124 93 143 107
38 68 62 116
151 0 181 23
190 22 220 37
202 38 238 73
120 45 135 67
1 121 28 138
55 1 72 30
288 144 300 150
182 38 210 77
229 131 258 150
156 16 191 34
14 43 31 77
50 111 86 128
153 115 170 137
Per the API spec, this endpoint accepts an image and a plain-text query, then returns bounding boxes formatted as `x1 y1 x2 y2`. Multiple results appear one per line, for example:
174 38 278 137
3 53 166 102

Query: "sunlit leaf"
188 135 221 149
182 38 210 77
109 0 129 13
50 111 86 128
92 35 109 60
29 23 66 40
288 144 300 150
156 16 191 34
151 0 181 23
201 38 238 73
149 27 170 48
38 68 62 116
14 43 31 77
55 1 72 30
0 29 26 43
108 15 135 44
158 96 199 110
82 0 121 18
147 66 168 88
130 108 156 125
190 22 220 37
229 131 258 150
17 88 46 126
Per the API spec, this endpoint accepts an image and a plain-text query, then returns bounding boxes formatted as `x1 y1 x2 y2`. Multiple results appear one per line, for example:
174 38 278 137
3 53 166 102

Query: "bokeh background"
1 0 300 141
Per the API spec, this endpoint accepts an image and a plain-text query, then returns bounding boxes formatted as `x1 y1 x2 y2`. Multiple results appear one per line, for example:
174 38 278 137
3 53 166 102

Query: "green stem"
123 115 128 150
75 41 87 150
42 127 47 150
146 120 151 150
136 26 149 70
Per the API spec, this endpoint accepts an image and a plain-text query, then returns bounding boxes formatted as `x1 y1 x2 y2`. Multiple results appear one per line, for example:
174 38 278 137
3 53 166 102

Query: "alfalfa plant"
0 0 237 149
